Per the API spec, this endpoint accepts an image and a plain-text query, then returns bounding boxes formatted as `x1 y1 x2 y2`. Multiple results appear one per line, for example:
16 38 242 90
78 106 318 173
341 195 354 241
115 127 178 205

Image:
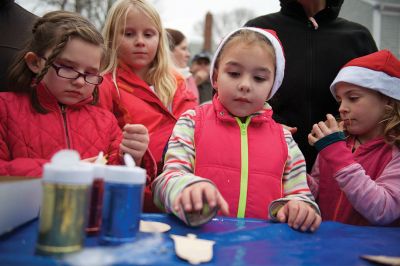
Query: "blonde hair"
382 98 400 147
8 10 105 113
102 0 176 106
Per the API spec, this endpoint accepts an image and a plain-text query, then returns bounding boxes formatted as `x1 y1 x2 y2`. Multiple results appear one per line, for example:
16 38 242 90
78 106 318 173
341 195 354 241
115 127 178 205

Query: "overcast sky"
16 0 280 43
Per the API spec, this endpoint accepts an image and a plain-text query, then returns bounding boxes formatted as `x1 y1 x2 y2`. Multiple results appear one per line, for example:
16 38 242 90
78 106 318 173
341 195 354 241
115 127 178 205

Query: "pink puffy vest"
194 98 287 219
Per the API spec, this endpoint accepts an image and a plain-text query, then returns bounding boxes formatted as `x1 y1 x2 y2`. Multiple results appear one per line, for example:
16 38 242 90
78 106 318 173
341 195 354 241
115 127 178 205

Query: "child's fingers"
308 133 318 146
123 131 149 145
120 144 145 163
338 120 345 131
317 121 331 135
121 138 148 152
81 156 97 163
180 187 194 212
216 192 229 216
123 123 148 135
276 204 288 223
173 194 183 212
290 204 308 230
203 185 218 208
286 201 300 228
311 123 323 138
326 114 336 126
289 127 298 134
299 207 316 231
286 201 322 232
281 123 297 135
190 186 204 211
123 132 148 143
310 214 322 232
326 114 340 131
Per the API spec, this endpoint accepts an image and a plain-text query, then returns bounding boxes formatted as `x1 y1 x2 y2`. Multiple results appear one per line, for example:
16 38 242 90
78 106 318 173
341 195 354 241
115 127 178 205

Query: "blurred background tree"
193 8 256 52
29 0 159 29
24 1 255 55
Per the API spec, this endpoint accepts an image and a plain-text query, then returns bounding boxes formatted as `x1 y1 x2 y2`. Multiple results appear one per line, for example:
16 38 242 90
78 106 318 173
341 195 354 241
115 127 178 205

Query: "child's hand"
81 156 97 163
308 113 341 146
173 181 229 216
281 124 298 134
120 124 149 166
276 200 321 232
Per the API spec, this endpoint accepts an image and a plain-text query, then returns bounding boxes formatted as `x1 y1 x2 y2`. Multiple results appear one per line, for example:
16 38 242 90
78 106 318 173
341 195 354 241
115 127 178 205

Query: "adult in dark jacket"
245 0 377 171
0 0 37 91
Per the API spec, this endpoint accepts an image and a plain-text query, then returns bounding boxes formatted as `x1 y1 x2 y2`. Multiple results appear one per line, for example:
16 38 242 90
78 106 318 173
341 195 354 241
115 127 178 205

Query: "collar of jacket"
115 62 171 111
115 62 187 117
117 62 150 92
36 82 93 112
280 0 343 23
347 136 388 154
212 94 274 124
117 61 185 93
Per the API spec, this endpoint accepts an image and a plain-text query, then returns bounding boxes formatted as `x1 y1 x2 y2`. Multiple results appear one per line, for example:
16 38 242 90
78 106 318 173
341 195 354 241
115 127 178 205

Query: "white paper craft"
139 220 171 233
171 234 215 265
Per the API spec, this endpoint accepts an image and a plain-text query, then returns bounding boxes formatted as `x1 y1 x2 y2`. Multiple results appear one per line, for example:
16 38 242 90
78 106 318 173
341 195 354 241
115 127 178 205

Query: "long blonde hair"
102 0 176 106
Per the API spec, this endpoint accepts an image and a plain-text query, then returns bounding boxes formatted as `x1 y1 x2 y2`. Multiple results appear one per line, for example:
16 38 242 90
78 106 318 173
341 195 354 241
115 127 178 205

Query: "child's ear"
212 69 218 89
24 52 43 74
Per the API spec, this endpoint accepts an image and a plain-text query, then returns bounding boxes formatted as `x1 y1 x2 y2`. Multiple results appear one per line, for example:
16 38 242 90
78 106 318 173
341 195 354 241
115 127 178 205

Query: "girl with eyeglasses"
0 11 156 178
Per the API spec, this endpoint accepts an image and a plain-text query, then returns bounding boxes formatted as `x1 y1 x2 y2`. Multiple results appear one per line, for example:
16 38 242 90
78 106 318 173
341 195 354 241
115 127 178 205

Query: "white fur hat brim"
209 27 285 100
330 50 400 100
330 66 400 100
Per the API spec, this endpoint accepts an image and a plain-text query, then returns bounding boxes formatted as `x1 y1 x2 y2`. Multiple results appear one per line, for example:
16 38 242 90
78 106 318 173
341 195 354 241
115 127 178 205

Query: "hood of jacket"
280 0 344 21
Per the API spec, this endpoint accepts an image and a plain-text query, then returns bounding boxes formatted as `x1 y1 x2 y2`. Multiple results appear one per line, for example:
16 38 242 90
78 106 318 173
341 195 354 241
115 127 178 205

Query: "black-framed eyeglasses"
41 57 103 85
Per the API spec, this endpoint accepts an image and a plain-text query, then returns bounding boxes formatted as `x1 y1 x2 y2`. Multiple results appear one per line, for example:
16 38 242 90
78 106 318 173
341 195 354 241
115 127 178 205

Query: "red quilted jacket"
0 83 124 177
99 64 198 212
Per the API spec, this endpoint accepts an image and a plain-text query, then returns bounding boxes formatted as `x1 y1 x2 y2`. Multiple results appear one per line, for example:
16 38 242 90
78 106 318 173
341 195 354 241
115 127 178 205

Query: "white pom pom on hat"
209 27 285 100
330 50 400 100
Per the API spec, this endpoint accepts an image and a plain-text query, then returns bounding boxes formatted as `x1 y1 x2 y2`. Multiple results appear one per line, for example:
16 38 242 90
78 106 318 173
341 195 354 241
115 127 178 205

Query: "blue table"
0 214 399 265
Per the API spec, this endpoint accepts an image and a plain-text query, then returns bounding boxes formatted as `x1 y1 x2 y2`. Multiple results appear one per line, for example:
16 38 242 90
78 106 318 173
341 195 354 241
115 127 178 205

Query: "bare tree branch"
39 0 116 29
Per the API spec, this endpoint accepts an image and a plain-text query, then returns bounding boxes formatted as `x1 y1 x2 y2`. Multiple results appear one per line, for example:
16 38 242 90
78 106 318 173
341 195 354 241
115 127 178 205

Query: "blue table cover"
0 213 399 265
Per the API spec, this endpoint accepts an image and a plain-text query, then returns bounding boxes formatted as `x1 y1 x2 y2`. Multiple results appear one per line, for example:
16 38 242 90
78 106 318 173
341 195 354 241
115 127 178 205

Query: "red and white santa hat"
330 50 400 100
209 27 285 100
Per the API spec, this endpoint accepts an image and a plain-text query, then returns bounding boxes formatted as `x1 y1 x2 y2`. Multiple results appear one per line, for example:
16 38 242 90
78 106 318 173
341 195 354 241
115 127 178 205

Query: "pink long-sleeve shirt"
308 137 400 226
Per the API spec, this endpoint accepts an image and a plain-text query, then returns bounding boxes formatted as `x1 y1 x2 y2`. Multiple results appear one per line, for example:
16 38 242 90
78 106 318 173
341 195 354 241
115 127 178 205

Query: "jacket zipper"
306 20 315 139
60 105 71 149
235 117 251 218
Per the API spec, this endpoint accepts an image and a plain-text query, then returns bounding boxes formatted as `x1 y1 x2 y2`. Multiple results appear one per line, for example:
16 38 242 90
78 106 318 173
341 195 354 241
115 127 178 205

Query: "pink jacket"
308 137 400 226
194 98 287 219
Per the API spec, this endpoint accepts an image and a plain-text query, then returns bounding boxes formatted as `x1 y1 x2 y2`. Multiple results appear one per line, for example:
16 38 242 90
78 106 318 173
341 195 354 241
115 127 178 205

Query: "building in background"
341 0 400 58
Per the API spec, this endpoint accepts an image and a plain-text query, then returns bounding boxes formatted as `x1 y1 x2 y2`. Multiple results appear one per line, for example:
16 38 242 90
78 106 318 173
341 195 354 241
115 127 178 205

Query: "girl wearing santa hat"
308 50 400 226
153 27 321 232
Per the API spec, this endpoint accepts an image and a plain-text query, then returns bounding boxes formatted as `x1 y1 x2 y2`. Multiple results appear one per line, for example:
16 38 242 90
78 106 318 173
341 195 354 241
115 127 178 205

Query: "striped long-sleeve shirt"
152 106 319 225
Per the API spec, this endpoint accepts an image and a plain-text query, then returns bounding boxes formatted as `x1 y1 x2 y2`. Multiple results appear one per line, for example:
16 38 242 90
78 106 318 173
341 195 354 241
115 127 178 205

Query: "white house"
340 0 400 58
